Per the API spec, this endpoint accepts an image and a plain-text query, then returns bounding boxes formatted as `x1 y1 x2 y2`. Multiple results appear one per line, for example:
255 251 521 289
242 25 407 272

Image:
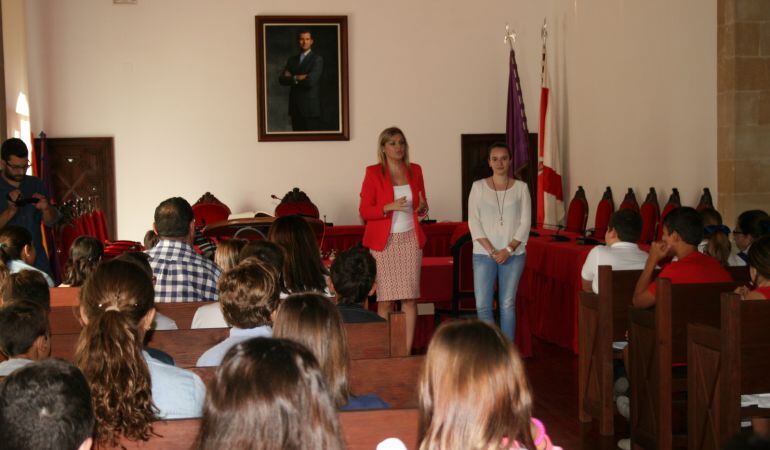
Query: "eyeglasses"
4 161 30 171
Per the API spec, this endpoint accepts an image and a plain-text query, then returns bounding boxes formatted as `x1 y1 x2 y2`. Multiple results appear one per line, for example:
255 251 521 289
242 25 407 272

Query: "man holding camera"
0 138 59 274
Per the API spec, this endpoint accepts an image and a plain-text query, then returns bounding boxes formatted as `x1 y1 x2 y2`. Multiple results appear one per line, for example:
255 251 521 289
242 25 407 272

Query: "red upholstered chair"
192 192 231 228
274 187 320 219
656 188 681 240
565 186 589 233
696 187 714 211
618 188 640 212
592 187 614 237
639 188 660 243
103 240 143 260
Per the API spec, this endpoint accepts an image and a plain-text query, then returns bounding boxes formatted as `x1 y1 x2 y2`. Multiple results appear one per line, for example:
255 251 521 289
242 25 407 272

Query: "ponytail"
703 224 732 266
76 259 157 446
75 309 157 446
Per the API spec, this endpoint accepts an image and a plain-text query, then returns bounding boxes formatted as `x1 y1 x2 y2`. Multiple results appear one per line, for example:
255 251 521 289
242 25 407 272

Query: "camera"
7 193 40 207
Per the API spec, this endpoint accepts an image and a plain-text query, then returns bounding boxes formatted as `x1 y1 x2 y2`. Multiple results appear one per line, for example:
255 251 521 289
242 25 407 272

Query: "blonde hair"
273 293 350 407
214 238 247 272
418 321 535 450
377 126 410 173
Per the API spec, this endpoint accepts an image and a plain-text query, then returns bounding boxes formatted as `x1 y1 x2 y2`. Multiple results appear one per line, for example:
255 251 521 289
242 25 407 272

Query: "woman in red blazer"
359 126 428 353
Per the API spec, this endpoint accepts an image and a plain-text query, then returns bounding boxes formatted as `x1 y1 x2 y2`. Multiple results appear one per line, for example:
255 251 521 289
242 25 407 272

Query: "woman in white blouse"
467 142 531 340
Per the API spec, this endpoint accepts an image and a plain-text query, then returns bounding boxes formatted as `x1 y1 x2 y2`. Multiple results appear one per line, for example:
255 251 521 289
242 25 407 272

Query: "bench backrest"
114 409 420 450
51 313 408 367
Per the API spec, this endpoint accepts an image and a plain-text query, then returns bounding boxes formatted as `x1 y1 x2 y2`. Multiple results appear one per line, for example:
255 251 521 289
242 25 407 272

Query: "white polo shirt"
580 241 649 294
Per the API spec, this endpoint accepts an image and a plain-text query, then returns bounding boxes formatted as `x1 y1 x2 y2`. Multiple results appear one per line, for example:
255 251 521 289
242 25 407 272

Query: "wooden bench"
688 294 770 450
629 279 740 450
112 409 419 450
578 266 643 436
50 312 408 367
190 355 424 409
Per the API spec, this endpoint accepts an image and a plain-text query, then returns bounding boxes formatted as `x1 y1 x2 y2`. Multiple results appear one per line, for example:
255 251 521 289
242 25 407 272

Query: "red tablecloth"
518 229 596 353
321 222 461 257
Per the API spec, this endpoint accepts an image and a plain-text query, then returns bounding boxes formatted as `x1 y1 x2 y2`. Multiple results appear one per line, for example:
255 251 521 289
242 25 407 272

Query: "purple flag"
506 49 530 176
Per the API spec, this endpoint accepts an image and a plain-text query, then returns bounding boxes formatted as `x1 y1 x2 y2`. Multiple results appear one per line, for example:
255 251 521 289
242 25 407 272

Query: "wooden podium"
202 216 324 240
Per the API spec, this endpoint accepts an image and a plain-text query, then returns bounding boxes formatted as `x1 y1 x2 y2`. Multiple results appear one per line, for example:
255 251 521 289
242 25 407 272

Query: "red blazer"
359 163 427 251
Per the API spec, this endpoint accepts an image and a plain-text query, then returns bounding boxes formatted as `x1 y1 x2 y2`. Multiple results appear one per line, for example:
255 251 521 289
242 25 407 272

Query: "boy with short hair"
330 246 384 323
0 302 51 376
196 259 279 367
581 209 648 294
0 359 94 450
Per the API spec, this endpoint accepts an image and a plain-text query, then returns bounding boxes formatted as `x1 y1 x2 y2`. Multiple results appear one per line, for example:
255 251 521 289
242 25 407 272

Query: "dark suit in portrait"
279 47 324 131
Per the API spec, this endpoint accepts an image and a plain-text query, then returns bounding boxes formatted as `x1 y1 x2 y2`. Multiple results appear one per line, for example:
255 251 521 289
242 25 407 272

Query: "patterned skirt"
370 229 422 302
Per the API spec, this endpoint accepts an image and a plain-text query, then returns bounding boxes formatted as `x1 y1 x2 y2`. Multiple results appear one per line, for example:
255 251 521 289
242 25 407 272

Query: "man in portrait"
278 29 324 131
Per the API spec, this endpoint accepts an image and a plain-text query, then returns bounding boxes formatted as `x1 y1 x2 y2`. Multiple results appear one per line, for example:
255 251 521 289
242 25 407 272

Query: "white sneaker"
614 377 629 395
616 395 630 419
617 438 631 450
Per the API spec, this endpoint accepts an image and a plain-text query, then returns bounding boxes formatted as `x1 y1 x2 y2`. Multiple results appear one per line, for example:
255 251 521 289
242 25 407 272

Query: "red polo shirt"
648 250 733 296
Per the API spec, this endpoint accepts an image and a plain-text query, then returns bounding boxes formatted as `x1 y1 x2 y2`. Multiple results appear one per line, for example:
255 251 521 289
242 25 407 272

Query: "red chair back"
696 188 714 211
618 188 639 212
656 188 681 240
639 188 660 243
593 187 614 237
565 186 589 233
192 192 231 228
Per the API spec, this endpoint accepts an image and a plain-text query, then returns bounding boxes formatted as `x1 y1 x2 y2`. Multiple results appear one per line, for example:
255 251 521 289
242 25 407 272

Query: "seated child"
273 293 389 410
329 245 385 323
195 337 344 449
196 259 278 367
0 302 50 376
1 269 51 310
60 235 103 287
0 225 54 286
0 359 94 450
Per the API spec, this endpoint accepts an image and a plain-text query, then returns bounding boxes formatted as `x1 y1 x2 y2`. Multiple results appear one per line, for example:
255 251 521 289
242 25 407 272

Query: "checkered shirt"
147 239 222 303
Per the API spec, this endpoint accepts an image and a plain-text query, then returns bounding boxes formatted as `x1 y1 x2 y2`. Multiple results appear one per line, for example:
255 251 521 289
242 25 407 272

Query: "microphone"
270 194 284 201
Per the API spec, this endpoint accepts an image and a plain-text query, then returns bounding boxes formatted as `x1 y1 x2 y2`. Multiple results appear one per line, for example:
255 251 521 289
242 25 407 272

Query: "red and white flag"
537 35 564 227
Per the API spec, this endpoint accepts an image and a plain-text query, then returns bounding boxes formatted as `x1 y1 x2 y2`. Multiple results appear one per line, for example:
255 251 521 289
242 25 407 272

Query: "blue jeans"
472 253 526 341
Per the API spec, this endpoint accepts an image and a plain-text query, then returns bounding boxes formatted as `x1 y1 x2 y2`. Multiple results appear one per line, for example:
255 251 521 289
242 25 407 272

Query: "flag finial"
504 23 516 50
542 18 548 42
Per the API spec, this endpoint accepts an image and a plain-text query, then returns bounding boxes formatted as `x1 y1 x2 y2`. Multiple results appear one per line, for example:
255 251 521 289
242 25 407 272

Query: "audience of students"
268 215 329 294
417 320 560 450
147 197 221 302
60 236 103 287
1 270 51 310
273 292 389 410
196 259 278 367
76 259 205 446
0 225 55 286
0 302 50 376
195 337 345 450
580 209 648 294
330 245 385 323
632 207 733 308
0 359 94 450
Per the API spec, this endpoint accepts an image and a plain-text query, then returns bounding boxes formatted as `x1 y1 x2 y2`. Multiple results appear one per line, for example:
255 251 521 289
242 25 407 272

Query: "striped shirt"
147 239 221 303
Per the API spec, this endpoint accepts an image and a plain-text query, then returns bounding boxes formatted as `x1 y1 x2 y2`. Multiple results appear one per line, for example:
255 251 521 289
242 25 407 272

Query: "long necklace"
492 177 510 226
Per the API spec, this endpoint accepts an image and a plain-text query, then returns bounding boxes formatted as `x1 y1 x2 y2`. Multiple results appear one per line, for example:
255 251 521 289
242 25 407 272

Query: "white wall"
24 0 716 240
3 0 31 145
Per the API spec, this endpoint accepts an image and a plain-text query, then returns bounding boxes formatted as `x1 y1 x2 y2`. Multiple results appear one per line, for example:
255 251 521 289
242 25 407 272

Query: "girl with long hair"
76 259 205 446
698 208 741 266
273 292 388 410
268 215 328 294
213 238 247 272
61 236 103 287
0 225 54 286
418 321 559 450
195 337 344 450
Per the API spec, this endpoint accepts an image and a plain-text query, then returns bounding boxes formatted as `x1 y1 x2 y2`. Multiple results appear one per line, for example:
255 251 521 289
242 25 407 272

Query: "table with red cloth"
321 221 460 257
517 228 597 353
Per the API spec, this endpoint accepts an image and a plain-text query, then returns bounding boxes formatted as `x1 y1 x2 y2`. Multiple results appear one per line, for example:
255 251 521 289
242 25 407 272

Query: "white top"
192 291 293 329
153 311 179 331
7 259 55 287
144 351 206 419
196 325 273 367
390 185 414 233
0 357 33 376
468 179 531 255
580 242 649 294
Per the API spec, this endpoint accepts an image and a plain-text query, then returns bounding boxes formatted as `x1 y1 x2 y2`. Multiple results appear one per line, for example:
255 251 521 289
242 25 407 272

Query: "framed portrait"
255 15 349 142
